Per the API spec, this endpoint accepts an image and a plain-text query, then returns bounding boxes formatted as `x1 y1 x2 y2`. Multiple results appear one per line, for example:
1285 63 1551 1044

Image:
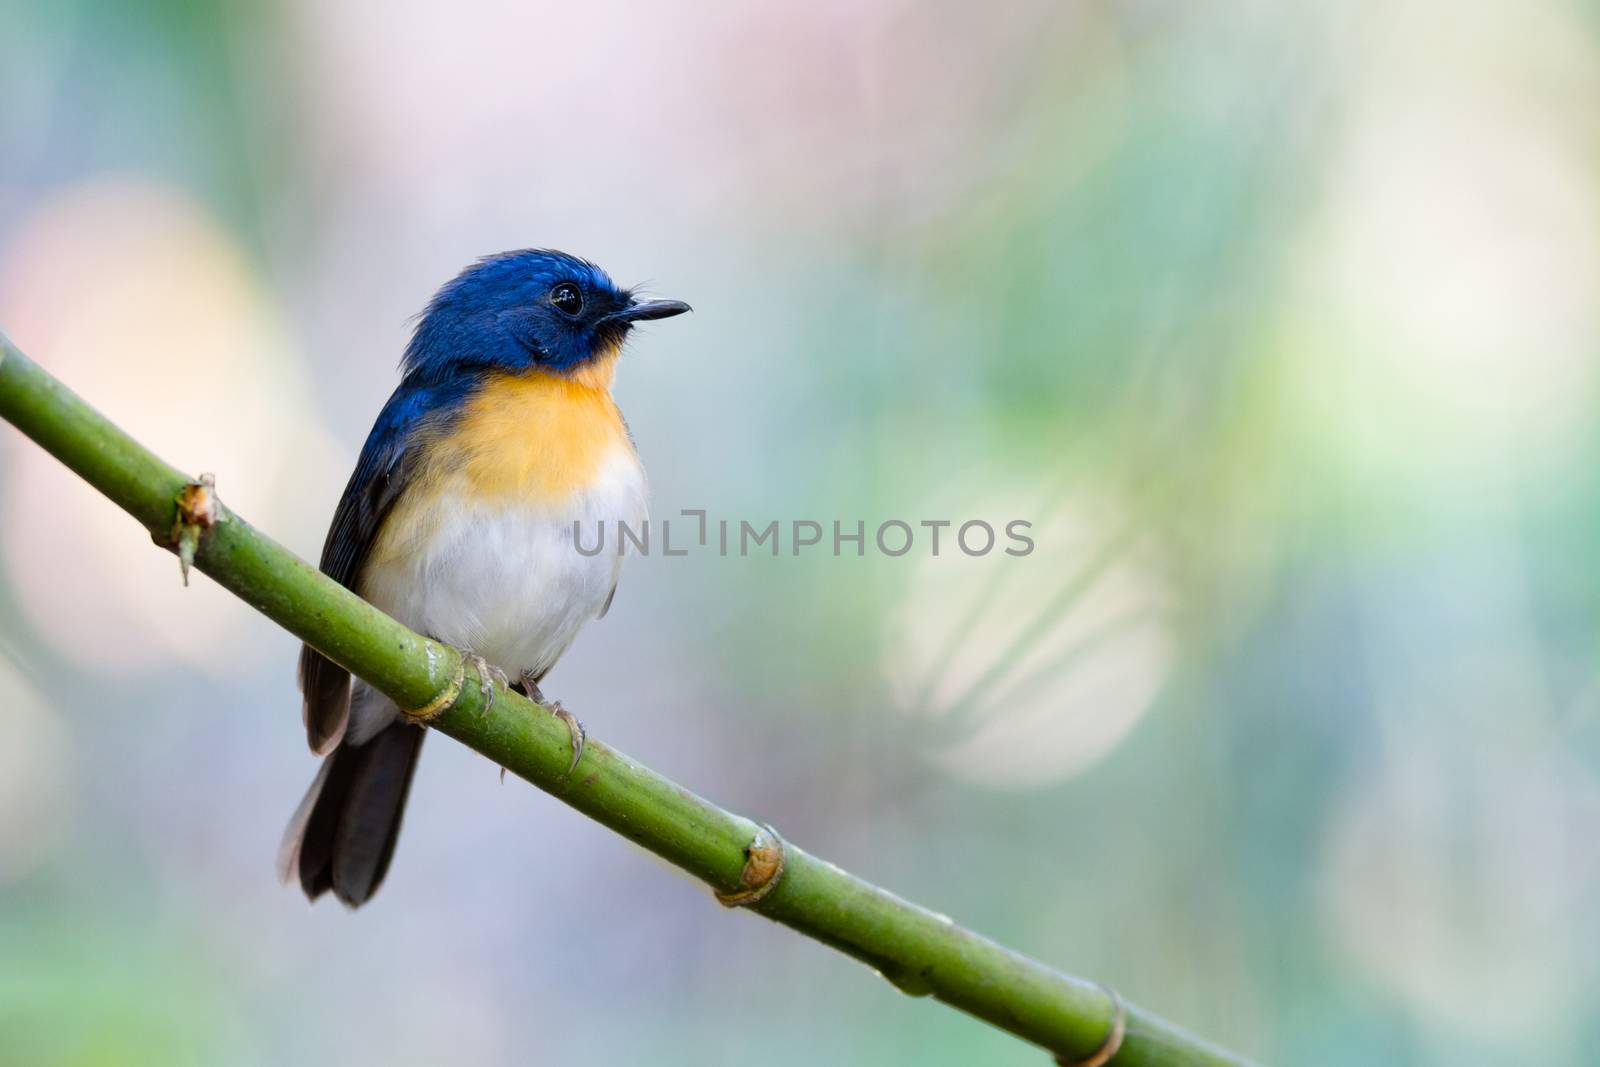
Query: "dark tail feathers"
279 722 425 907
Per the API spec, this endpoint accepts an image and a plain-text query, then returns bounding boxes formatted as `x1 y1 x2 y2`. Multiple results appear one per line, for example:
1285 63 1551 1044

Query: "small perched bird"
279 249 689 907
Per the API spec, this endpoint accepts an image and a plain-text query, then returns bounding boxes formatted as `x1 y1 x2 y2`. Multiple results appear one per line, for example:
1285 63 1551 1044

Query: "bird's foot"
460 650 508 710
519 669 586 773
550 702 586 774
517 674 545 704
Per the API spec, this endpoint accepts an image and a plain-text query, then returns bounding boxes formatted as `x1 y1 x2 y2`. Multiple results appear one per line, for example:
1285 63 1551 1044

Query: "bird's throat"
558 343 621 392
425 359 631 504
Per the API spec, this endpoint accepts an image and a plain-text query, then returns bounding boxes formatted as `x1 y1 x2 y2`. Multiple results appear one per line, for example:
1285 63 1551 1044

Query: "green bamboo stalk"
0 333 1256 1067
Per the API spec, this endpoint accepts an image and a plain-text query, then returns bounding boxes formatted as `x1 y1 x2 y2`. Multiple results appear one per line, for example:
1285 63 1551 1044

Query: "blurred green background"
3 2 1599 1065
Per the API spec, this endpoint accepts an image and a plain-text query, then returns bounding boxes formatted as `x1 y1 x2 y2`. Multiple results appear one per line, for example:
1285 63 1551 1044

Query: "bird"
278 249 689 907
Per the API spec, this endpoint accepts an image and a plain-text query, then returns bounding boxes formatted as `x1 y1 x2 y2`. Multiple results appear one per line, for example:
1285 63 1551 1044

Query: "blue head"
401 249 690 381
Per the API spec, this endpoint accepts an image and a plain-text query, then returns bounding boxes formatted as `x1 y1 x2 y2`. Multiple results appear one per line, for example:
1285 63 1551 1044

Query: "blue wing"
298 379 466 753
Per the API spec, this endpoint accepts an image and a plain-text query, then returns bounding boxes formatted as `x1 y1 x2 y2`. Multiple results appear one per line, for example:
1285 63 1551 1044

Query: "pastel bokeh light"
2 2 1598 1064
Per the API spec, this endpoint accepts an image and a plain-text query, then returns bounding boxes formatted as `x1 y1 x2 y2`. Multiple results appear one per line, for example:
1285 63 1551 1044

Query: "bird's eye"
550 282 584 316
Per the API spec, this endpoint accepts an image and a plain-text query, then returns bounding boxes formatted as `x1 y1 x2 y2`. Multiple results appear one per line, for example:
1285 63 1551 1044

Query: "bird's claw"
462 652 507 710
551 701 586 774
519 670 585 773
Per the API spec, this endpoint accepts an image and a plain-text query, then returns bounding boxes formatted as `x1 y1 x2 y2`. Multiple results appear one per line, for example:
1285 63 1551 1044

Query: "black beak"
614 298 692 323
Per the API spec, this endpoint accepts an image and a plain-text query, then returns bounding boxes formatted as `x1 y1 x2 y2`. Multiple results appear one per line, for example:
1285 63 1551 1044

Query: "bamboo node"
401 658 466 723
1055 984 1125 1067
169 473 218 586
716 823 785 907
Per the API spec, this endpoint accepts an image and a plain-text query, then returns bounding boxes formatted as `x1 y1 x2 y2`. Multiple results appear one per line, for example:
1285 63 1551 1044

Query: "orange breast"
437 357 629 502
361 356 634 577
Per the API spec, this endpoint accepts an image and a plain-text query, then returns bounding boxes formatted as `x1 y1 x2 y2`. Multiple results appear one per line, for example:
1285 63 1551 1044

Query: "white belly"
347 445 645 743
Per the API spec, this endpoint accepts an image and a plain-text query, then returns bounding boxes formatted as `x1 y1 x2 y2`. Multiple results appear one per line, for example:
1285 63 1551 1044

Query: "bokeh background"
3 2 1599 1064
